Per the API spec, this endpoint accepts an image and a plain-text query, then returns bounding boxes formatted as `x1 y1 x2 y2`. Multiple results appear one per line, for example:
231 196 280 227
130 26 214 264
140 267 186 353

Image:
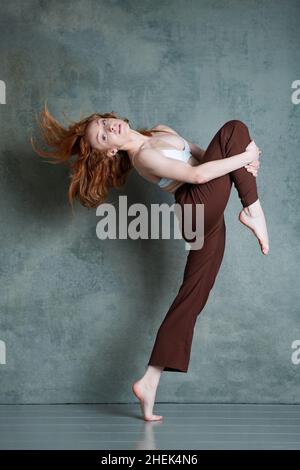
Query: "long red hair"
31 103 157 210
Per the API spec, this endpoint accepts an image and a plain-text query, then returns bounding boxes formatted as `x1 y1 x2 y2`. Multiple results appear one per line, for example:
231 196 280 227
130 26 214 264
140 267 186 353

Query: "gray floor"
0 403 299 450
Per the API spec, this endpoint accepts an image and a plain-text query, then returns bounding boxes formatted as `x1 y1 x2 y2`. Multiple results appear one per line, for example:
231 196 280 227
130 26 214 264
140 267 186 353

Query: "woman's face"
85 117 129 155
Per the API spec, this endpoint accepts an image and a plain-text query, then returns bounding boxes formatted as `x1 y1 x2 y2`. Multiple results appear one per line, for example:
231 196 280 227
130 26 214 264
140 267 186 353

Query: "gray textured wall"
0 0 299 404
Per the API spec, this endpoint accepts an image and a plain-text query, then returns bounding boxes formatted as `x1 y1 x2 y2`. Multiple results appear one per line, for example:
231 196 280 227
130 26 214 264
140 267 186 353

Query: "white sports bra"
158 137 192 188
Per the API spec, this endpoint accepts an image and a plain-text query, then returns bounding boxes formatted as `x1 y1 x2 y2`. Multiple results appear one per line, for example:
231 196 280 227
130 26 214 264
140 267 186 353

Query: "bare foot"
132 379 163 421
239 199 269 255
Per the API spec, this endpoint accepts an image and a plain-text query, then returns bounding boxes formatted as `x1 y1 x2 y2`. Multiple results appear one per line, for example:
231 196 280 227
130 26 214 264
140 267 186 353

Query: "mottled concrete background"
0 0 299 404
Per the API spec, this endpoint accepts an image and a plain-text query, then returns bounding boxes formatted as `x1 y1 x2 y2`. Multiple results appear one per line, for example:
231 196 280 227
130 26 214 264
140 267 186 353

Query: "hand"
245 140 262 163
244 159 260 177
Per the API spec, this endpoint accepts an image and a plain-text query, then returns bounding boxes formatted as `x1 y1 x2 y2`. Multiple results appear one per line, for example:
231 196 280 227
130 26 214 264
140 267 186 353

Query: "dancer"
31 105 269 422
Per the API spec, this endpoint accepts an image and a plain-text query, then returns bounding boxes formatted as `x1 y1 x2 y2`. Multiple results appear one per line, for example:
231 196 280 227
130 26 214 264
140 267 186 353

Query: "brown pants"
147 120 259 373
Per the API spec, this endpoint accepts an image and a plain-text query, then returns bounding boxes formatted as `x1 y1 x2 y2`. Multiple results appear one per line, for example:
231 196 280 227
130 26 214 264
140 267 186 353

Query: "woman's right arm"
138 141 260 185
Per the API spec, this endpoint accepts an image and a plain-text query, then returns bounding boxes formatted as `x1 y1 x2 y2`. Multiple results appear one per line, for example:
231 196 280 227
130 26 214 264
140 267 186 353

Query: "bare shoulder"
151 124 179 135
134 124 179 174
137 145 163 170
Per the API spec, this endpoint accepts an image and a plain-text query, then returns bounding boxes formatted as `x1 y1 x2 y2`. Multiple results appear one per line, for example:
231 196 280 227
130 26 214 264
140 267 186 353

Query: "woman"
31 105 269 422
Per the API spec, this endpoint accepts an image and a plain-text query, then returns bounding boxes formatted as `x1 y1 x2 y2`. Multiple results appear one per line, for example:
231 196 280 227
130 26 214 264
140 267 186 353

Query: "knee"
224 119 248 131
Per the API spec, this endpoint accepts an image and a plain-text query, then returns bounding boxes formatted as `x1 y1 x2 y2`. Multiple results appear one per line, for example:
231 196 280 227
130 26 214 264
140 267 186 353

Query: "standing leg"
147 216 226 372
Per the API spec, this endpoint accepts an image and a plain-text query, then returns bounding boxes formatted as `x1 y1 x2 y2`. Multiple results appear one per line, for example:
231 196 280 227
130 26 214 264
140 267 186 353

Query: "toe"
154 415 163 420
144 414 163 422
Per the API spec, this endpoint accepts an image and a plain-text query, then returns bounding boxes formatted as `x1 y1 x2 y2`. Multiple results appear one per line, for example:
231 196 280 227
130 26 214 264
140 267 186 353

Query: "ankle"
144 379 159 390
243 199 261 217
141 366 163 388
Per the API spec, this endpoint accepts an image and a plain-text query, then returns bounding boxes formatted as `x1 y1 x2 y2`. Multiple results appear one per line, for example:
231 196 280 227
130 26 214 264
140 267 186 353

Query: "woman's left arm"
153 126 259 177
187 140 260 177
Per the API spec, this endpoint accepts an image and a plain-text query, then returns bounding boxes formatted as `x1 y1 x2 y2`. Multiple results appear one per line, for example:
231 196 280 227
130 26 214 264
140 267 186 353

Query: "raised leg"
199 119 258 210
199 119 268 254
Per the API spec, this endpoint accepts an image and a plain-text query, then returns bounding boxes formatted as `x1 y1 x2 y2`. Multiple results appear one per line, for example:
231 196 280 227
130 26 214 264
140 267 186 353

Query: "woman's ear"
108 148 118 157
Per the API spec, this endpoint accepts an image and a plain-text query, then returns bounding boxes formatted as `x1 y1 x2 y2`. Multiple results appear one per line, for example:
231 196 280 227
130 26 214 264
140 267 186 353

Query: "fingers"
245 159 259 176
245 167 258 176
246 166 257 172
245 161 260 169
246 171 258 177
